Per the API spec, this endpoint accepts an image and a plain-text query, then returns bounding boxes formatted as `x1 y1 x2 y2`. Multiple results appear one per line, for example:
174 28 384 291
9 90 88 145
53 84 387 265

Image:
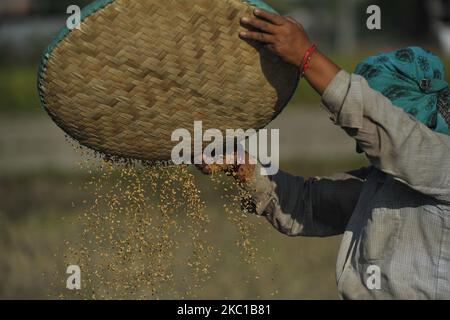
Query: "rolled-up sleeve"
244 165 367 237
322 70 450 202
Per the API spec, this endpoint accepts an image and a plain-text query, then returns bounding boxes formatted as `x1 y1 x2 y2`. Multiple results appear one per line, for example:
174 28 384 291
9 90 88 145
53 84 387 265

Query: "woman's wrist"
303 50 341 95
293 40 314 68
299 43 318 76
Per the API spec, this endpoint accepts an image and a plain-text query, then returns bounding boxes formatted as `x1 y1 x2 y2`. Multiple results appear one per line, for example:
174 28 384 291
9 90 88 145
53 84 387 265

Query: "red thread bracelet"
299 43 317 77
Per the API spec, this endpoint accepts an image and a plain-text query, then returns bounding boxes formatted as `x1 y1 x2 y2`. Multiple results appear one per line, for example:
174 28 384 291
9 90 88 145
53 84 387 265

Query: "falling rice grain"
57 138 272 299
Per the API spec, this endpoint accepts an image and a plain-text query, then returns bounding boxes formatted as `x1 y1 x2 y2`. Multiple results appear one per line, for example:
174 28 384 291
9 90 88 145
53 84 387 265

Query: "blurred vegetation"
0 65 41 113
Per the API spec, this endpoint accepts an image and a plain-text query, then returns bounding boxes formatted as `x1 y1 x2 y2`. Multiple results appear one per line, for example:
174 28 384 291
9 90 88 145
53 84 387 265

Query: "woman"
200 9 450 299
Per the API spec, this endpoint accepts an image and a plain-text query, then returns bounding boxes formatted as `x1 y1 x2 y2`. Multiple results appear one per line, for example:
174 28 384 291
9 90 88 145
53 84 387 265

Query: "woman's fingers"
197 154 230 175
239 10 287 44
241 17 277 34
253 8 285 26
239 30 275 43
195 152 255 183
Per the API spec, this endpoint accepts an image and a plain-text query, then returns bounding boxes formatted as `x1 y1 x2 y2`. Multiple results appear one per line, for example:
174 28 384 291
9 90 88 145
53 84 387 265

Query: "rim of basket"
35 0 281 164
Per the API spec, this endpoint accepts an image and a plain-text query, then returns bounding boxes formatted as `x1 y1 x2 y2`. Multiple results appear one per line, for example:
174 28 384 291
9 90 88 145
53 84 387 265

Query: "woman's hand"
239 9 312 67
196 152 256 184
240 8 341 95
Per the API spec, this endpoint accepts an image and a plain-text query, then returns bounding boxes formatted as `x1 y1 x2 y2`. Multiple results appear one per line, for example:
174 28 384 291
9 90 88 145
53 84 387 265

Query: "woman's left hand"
239 9 312 67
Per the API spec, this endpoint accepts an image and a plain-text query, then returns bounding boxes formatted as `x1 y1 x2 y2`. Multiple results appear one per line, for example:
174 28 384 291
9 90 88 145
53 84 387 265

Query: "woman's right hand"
239 9 341 95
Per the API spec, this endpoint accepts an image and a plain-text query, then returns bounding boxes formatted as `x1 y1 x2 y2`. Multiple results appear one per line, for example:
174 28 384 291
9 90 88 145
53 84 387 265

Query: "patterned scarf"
355 47 450 136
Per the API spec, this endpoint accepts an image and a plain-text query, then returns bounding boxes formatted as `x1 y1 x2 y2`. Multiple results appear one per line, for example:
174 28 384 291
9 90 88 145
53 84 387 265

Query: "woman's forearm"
303 50 341 96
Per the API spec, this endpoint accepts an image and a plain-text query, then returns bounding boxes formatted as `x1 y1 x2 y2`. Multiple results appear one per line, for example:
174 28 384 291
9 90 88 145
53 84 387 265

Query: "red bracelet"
299 43 317 77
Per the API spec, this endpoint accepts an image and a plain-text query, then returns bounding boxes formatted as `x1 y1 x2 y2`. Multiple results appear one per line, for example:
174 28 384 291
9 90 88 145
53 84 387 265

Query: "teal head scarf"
355 47 450 136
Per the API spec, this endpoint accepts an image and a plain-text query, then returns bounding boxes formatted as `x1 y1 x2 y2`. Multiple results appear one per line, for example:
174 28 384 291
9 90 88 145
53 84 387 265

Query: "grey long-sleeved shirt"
246 70 450 299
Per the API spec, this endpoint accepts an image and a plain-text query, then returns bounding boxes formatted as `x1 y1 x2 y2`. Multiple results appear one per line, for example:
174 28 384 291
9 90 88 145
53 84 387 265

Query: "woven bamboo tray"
38 0 299 161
